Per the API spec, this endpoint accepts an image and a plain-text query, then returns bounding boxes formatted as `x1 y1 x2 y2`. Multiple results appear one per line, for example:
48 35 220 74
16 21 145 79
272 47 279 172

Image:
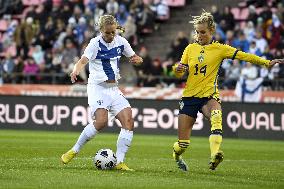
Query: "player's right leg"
172 113 195 171
61 122 98 164
61 109 108 164
61 84 110 164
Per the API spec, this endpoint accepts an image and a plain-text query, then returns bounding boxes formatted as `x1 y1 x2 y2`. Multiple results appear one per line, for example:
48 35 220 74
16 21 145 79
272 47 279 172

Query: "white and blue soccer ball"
93 149 117 170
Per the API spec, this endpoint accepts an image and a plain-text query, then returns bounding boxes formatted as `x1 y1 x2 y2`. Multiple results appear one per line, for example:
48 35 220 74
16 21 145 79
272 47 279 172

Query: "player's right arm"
172 46 189 78
172 63 188 78
70 38 97 83
70 56 89 83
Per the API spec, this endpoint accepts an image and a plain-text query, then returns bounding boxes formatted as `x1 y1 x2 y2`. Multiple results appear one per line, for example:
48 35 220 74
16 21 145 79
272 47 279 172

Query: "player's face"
195 23 213 45
101 24 117 43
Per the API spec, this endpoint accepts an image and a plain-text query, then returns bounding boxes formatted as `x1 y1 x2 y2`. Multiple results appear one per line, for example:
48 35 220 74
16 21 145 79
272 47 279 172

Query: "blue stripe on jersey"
96 41 124 80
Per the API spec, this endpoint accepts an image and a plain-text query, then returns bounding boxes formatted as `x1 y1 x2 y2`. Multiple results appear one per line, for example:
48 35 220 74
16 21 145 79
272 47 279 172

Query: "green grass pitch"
0 129 283 189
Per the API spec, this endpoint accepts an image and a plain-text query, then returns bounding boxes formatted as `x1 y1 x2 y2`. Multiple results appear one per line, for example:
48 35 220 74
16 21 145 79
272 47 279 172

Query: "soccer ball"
93 149 117 170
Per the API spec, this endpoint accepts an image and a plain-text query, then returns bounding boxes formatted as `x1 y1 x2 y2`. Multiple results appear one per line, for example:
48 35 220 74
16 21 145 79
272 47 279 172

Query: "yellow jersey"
173 41 270 98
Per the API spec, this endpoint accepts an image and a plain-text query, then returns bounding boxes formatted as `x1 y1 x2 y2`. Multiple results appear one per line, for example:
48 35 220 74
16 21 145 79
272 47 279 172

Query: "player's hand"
268 59 284 69
130 55 143 65
175 63 188 73
70 70 80 83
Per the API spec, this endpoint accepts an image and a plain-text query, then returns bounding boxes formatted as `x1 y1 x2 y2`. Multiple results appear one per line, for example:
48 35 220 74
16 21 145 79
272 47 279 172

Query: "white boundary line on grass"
1 157 284 163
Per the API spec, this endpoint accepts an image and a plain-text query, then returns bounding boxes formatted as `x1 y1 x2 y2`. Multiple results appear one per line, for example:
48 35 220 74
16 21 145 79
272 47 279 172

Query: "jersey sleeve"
235 51 270 67
121 37 135 57
180 45 189 64
220 43 270 67
220 43 239 59
82 38 98 60
222 45 270 67
172 46 189 78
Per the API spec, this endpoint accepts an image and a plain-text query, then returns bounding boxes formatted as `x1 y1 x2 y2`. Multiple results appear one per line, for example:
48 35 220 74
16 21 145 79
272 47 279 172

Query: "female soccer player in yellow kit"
172 11 284 171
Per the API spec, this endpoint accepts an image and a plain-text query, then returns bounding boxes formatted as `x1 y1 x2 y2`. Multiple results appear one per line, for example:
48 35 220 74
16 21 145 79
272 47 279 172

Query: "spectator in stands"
116 4 129 26
122 15 137 47
276 2 284 21
171 11 284 172
145 58 164 87
161 57 181 87
0 58 4 85
61 15 143 171
14 17 39 59
59 2 73 25
219 5 235 32
235 62 263 102
31 45 45 65
268 13 283 49
2 53 14 83
254 30 268 53
232 32 250 52
222 59 241 89
93 5 105 33
74 17 88 45
243 21 256 42
106 0 119 16
134 46 152 86
211 5 221 23
61 39 78 82
51 48 63 75
136 4 155 34
247 5 258 26
167 31 189 62
23 57 39 83
249 41 262 56
12 56 24 83
225 30 234 46
259 5 272 23
275 49 284 79
155 0 170 21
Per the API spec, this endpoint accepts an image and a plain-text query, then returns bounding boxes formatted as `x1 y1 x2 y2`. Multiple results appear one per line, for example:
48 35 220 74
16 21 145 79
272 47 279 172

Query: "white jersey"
82 34 135 84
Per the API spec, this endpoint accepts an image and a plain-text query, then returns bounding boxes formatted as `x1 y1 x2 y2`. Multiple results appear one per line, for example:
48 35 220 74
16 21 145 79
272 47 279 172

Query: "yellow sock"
209 135 222 156
173 140 190 155
209 110 223 156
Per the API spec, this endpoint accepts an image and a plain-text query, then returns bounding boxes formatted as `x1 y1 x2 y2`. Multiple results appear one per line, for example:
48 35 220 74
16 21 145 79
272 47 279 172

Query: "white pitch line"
0 157 284 163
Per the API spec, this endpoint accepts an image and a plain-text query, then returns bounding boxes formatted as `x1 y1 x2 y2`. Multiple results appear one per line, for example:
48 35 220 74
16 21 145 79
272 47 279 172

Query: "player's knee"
94 119 108 131
210 109 222 131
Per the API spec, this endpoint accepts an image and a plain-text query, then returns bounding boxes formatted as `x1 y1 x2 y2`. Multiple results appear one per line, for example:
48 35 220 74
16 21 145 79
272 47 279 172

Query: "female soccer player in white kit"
61 15 143 171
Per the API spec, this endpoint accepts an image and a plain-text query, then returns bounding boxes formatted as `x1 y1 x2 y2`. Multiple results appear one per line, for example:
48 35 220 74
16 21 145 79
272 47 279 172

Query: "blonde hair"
97 15 125 33
190 10 216 41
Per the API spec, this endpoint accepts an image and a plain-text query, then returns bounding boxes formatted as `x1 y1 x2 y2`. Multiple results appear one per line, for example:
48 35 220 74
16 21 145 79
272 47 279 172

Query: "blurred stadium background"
0 0 283 188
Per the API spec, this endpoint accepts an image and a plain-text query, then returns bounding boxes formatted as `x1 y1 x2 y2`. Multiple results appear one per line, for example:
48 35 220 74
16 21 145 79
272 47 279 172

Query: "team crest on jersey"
97 100 103 105
179 100 184 110
198 54 204 63
117 48 121 55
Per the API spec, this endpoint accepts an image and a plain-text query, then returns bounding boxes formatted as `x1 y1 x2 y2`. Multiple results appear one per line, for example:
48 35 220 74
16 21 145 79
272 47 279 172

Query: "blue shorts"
179 97 209 118
179 94 221 118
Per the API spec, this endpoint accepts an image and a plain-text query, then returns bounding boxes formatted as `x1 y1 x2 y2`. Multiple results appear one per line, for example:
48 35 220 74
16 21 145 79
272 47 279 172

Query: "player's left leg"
114 107 134 171
202 98 224 170
111 89 134 171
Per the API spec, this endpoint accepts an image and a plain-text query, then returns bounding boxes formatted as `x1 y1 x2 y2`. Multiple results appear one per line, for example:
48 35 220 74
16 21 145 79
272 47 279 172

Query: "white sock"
116 128 133 164
72 123 97 153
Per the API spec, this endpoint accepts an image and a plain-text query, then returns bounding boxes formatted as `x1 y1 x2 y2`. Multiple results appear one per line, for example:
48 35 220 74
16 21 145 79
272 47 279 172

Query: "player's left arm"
222 43 284 69
235 51 284 68
121 37 143 65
